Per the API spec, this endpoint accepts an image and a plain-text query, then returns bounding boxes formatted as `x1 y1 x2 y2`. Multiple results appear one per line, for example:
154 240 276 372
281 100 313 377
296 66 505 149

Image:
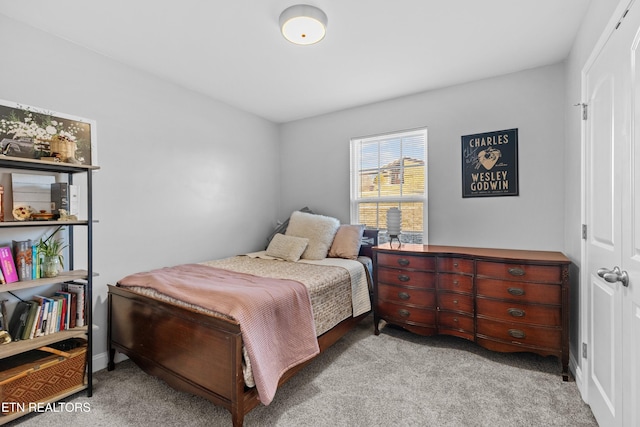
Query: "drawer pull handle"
508 267 526 276
398 258 410 266
453 300 458 304
453 280 459 286
398 292 410 300
508 287 525 296
453 262 459 268
398 309 410 318
508 308 525 317
508 329 526 339
453 317 459 322
398 274 410 282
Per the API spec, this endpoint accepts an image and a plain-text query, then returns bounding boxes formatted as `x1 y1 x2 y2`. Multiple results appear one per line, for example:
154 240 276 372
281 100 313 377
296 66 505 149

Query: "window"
350 128 428 244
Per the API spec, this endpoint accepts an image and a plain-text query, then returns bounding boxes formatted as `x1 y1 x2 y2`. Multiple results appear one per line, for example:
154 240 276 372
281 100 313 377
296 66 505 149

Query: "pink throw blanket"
117 263 320 405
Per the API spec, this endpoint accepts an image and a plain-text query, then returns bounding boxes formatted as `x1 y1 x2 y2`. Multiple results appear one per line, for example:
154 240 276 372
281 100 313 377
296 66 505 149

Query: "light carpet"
6 315 597 426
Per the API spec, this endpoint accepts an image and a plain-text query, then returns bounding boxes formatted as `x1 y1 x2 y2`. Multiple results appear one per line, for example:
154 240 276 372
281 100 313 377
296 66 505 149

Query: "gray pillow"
265 206 314 248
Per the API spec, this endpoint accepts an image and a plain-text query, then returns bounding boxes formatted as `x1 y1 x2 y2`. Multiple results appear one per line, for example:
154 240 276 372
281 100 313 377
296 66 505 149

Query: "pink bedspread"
117 263 320 405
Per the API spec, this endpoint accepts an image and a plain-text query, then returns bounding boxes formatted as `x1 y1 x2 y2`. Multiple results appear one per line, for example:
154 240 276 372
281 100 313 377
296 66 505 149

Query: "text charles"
468 133 509 148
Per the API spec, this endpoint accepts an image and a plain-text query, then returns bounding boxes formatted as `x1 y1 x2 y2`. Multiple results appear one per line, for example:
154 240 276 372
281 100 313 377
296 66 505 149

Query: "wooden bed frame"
107 284 369 427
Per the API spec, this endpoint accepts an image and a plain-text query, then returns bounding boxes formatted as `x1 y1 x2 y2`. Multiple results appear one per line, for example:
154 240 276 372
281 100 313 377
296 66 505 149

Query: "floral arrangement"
0 108 80 143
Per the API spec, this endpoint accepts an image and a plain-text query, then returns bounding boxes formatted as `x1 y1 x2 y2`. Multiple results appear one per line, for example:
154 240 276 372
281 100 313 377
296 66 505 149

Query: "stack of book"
7 282 86 341
0 240 42 284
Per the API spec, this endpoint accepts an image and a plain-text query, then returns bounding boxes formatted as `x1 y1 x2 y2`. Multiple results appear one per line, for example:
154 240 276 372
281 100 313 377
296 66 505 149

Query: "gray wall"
280 64 566 252
0 14 281 367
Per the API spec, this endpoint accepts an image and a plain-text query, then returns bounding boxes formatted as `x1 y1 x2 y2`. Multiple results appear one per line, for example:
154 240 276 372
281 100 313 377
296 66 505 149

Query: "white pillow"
265 233 309 262
285 211 340 260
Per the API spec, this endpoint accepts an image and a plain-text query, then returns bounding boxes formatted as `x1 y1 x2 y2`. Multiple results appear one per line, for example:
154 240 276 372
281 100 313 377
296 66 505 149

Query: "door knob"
597 266 630 287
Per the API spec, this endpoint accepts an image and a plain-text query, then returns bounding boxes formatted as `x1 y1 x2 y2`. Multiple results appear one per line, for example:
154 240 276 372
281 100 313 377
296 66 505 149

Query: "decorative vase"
42 256 60 278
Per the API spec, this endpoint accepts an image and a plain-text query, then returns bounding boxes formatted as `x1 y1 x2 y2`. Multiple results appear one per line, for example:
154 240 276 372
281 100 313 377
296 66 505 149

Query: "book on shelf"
50 182 69 219
2 284 85 343
33 295 51 337
0 265 5 284
12 239 33 281
0 299 7 331
47 296 57 335
7 300 31 341
28 298 43 339
0 246 19 283
21 300 40 340
63 282 85 328
67 291 77 328
54 291 72 330
32 241 39 279
50 295 67 333
69 184 79 216
61 295 68 330
48 296 57 334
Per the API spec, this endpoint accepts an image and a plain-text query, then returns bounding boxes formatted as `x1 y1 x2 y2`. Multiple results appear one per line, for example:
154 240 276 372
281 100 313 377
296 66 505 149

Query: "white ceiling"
0 0 590 123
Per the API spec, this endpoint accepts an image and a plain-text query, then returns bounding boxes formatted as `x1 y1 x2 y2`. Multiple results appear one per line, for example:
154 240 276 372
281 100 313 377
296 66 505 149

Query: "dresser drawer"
476 278 561 305
476 298 561 326
372 245 570 380
477 318 561 350
437 311 474 332
378 267 435 288
437 257 474 274
376 300 436 325
377 283 435 307
476 261 562 283
437 273 473 293
376 253 436 271
437 292 474 314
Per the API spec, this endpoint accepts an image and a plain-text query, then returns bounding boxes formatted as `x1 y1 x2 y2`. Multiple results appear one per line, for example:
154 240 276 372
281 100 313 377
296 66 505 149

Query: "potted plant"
38 228 68 278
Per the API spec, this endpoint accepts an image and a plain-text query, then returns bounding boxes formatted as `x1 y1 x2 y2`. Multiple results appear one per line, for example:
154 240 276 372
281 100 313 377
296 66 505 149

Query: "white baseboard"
91 350 128 372
569 351 587 402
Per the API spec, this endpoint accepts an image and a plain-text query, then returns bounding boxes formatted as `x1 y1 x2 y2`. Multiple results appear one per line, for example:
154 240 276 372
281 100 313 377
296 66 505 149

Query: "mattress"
121 254 372 388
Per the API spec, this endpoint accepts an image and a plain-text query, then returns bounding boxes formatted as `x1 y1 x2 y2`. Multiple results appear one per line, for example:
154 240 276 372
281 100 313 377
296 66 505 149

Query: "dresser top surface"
373 244 571 264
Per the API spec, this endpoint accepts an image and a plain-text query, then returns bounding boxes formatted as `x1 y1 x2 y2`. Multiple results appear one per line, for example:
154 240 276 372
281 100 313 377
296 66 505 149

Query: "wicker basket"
49 137 77 161
0 338 87 415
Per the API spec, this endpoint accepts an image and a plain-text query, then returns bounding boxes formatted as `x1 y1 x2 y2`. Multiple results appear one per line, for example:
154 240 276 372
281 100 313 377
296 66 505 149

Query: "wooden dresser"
372 244 571 380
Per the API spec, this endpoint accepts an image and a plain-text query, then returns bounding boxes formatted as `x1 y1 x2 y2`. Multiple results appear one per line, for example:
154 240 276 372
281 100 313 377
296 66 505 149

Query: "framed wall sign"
0 99 97 166
461 128 518 198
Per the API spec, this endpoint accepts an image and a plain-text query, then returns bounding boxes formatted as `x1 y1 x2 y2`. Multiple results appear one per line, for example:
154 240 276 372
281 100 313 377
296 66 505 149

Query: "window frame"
349 127 428 244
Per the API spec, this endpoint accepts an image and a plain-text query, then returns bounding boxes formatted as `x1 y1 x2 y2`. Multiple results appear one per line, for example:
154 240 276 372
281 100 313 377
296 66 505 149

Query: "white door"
624 4 640 424
584 16 624 425
584 2 640 426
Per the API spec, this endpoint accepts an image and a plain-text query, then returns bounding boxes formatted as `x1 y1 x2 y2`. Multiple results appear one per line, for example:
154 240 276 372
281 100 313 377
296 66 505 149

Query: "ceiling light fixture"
279 4 328 45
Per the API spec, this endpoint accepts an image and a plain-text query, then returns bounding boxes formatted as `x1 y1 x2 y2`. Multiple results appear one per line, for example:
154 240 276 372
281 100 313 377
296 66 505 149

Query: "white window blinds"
350 128 428 244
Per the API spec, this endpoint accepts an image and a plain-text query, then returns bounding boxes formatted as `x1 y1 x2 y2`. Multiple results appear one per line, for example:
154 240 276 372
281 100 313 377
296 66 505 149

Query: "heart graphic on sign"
477 148 501 170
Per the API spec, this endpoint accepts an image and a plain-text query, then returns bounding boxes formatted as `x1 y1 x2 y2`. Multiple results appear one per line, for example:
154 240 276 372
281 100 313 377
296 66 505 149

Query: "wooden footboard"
107 284 368 426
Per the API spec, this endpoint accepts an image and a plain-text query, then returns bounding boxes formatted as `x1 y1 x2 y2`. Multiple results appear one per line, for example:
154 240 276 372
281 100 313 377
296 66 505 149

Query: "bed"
107 211 377 426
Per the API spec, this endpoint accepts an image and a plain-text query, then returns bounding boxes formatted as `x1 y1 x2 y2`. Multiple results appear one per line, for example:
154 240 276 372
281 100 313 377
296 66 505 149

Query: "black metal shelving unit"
0 155 98 424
